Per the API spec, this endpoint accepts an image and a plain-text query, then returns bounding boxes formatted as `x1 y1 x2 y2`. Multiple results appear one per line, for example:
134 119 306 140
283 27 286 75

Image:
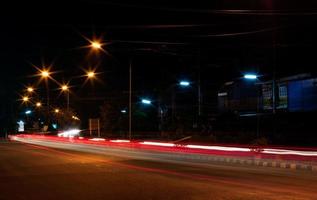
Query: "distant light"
121 109 127 113
141 99 151 104
91 41 102 49
27 87 34 92
41 70 50 78
72 115 80 121
25 110 32 115
179 81 190 86
36 102 42 107
61 85 68 91
58 129 80 137
87 71 95 78
54 109 60 113
17 120 24 132
218 92 228 97
22 96 29 102
52 124 58 129
244 74 258 80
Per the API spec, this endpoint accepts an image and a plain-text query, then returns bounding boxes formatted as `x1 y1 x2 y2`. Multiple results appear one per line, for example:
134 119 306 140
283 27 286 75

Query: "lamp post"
244 73 260 138
90 41 102 50
36 102 42 108
129 60 132 140
61 85 70 111
86 71 96 79
40 69 50 107
22 96 29 103
141 98 164 133
177 80 202 126
27 87 34 93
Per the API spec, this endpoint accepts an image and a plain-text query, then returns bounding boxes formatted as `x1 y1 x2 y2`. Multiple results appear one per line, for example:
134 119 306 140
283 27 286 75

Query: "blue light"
52 124 58 129
141 99 152 104
25 110 32 115
121 109 127 113
179 81 190 86
244 74 258 80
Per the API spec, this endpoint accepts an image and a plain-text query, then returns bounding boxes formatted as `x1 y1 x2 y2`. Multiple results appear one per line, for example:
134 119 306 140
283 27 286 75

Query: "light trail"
89 138 106 141
262 149 317 156
8 134 317 162
186 145 251 152
140 141 176 147
110 140 130 143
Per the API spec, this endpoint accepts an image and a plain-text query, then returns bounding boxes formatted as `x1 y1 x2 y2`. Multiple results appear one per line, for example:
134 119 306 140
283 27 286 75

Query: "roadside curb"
168 152 317 172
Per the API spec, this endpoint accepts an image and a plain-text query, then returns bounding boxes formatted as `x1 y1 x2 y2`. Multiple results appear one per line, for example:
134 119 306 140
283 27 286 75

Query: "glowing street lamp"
38 68 51 108
244 74 258 80
41 70 50 78
22 96 29 102
87 71 95 79
61 85 69 91
27 87 34 93
61 84 70 111
90 41 102 50
36 102 42 107
25 110 32 115
141 99 152 105
179 81 190 87
54 109 60 113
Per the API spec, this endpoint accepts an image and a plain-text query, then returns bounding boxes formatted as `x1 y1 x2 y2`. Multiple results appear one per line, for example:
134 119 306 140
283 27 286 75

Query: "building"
218 73 317 114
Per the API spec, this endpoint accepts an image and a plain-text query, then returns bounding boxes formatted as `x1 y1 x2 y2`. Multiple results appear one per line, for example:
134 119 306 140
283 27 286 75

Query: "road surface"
0 141 316 200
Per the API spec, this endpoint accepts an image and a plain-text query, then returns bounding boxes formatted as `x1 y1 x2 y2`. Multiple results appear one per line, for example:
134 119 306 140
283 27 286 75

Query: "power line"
81 1 317 16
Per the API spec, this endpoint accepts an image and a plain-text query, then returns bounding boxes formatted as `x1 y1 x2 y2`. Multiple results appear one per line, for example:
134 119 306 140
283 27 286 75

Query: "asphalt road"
0 141 317 200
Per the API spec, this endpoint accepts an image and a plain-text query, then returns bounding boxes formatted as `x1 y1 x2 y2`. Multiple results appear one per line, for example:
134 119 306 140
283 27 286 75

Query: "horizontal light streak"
140 141 175 147
262 148 317 156
110 140 130 143
89 138 106 141
9 134 317 157
186 145 251 152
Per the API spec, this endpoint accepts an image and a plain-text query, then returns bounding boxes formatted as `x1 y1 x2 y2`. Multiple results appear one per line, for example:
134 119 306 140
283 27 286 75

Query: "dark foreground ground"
0 141 316 200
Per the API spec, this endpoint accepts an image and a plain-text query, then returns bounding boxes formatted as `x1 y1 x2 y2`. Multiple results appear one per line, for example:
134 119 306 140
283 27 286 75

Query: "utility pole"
198 73 202 117
129 59 132 140
66 91 70 111
197 63 202 129
272 68 276 114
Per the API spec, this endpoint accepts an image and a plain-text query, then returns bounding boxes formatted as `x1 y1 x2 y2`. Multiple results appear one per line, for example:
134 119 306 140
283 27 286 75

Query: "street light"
61 85 68 91
90 41 102 50
243 73 260 138
39 68 51 108
27 87 34 93
54 109 60 113
25 110 32 115
41 70 50 78
22 96 29 102
179 81 190 87
244 74 258 80
86 71 96 79
36 102 42 107
175 79 202 122
61 84 70 111
141 99 152 105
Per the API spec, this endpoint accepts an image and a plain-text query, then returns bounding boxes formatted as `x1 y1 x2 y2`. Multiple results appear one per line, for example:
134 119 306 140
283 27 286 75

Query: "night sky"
1 1 317 131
